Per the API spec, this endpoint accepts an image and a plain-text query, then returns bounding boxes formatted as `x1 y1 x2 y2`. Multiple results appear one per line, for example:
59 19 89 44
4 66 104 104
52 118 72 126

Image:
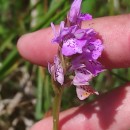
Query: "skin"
17 14 130 130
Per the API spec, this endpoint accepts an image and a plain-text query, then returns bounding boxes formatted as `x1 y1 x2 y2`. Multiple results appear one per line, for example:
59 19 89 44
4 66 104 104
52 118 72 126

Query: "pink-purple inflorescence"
48 0 104 100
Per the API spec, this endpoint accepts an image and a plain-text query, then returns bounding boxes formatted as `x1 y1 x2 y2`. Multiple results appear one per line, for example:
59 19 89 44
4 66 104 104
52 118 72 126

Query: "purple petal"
83 39 104 60
51 21 65 44
72 58 104 76
71 52 88 65
59 21 65 33
48 62 56 81
85 60 104 76
91 39 104 59
79 13 92 21
48 62 52 74
73 68 93 86
70 25 79 34
74 29 86 39
62 38 86 56
86 28 96 36
51 22 56 35
60 25 77 38
76 85 99 100
61 26 77 38
60 27 71 38
71 53 104 76
54 56 64 85
68 0 82 23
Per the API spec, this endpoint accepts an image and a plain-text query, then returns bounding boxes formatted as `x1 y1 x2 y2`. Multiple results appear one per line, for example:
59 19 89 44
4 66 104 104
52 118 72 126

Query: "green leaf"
0 48 20 80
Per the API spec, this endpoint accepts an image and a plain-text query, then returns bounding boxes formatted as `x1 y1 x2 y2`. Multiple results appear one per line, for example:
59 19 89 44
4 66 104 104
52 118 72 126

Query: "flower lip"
62 38 87 56
73 68 93 86
76 85 99 100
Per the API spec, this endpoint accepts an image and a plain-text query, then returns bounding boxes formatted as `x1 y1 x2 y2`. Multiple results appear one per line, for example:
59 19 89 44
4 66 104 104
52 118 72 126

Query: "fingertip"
17 33 30 60
17 29 58 66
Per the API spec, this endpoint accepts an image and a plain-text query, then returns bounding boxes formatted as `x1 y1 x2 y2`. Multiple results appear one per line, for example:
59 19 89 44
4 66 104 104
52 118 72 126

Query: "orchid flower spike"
49 0 105 100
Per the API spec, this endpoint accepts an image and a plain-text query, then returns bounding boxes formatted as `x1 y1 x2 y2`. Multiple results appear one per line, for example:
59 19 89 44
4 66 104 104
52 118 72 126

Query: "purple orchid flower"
68 0 92 25
51 21 65 44
51 22 79 44
49 0 104 100
48 56 64 85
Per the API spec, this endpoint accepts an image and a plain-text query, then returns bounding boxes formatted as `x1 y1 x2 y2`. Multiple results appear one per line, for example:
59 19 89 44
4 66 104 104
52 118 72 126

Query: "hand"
17 14 130 130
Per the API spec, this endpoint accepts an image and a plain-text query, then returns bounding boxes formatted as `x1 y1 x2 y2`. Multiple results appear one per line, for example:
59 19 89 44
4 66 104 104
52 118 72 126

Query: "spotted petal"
73 68 93 86
54 56 64 85
48 56 64 85
62 38 86 56
88 39 104 60
76 85 99 100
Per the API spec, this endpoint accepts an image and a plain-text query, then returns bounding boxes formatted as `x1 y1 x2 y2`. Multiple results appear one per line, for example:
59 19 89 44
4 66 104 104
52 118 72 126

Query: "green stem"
53 90 63 130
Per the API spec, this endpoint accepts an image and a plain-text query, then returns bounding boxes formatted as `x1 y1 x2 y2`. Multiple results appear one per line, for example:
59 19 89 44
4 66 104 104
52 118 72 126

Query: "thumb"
31 83 130 130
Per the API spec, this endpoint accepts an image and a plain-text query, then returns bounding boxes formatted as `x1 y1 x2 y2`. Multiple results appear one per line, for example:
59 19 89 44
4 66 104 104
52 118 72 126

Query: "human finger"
31 83 130 130
17 14 130 68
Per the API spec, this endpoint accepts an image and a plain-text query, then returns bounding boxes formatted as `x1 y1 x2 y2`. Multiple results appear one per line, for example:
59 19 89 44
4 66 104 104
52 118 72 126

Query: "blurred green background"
0 0 130 130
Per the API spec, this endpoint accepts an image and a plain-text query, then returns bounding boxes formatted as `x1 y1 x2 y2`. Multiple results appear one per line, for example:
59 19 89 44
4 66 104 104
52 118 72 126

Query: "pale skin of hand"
17 14 130 130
